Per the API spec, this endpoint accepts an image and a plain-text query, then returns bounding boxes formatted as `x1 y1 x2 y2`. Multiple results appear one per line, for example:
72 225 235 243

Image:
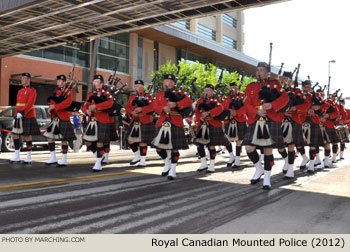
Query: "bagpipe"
310 83 327 116
88 61 124 117
164 72 194 118
228 72 245 110
197 69 230 121
324 89 341 122
47 63 82 112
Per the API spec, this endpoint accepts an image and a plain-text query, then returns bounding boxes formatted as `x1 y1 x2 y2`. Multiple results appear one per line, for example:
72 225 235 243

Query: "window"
176 20 190 30
223 35 237 50
24 33 130 74
97 33 130 73
197 24 216 41
223 14 237 28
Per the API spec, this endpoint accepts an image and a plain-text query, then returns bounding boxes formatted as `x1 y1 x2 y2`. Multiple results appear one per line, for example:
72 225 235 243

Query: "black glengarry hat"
134 80 144 85
57 75 67 82
229 82 238 87
257 62 270 72
164 74 176 82
204 84 215 90
21 73 31 78
302 80 311 87
94 75 104 83
282 71 293 79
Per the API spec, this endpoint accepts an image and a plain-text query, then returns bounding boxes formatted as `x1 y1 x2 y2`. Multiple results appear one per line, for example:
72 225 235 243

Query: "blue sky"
243 0 350 99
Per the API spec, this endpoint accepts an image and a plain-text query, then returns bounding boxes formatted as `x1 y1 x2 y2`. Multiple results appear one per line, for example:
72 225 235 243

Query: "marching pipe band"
6 55 350 190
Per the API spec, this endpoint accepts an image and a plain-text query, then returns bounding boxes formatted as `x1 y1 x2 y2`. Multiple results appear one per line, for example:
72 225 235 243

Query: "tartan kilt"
58 120 76 141
197 124 231 146
126 121 156 144
308 121 325 147
154 123 189 150
243 119 285 149
224 121 247 141
325 126 340 143
21 117 41 136
109 123 118 141
96 121 111 143
291 121 306 146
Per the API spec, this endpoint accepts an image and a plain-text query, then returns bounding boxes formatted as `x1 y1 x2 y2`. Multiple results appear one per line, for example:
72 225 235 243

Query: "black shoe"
306 170 314 174
300 165 306 170
314 163 321 167
197 167 208 172
22 161 32 164
262 185 271 190
206 170 214 174
168 176 175 180
250 178 261 185
92 169 102 173
227 162 234 167
138 164 146 168
340 157 345 160
130 159 140 165
282 170 287 174
283 176 293 180
332 161 337 163
232 165 240 169
57 163 67 167
161 170 169 176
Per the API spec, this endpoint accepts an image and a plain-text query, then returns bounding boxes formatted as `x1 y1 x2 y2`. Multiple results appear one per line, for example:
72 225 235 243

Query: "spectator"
73 111 83 152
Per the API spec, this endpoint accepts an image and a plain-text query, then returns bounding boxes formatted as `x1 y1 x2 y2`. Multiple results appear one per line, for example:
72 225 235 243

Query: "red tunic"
323 100 340 129
15 87 37 118
243 80 289 124
82 89 114 123
195 97 225 127
222 92 247 124
153 90 192 128
288 89 312 124
126 92 154 124
49 88 72 121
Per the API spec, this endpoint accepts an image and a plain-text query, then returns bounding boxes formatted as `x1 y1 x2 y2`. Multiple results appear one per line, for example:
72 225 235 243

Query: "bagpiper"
337 98 348 160
44 75 77 166
82 75 114 172
194 84 232 172
152 74 192 180
223 82 247 168
302 87 328 173
10 73 41 163
243 62 289 190
279 72 311 179
321 93 340 166
126 79 155 167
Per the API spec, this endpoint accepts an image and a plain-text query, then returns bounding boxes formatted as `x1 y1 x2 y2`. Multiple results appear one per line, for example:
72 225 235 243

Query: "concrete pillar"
190 19 198 34
129 32 138 88
216 14 223 44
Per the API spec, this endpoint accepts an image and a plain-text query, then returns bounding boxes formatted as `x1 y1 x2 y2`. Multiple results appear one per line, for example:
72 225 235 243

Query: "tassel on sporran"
12 117 23 135
128 121 141 142
43 117 62 140
227 120 238 142
302 123 311 145
195 122 210 145
83 118 98 142
281 120 293 144
251 117 273 146
152 121 173 149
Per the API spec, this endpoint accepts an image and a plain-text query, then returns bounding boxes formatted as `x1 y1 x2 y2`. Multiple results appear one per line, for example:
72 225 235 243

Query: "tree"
149 60 256 100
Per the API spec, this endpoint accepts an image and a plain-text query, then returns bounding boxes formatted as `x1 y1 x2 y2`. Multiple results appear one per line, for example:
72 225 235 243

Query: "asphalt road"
0 146 349 234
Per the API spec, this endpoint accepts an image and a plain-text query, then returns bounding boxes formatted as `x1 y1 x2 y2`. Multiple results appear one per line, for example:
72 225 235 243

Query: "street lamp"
327 60 336 97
